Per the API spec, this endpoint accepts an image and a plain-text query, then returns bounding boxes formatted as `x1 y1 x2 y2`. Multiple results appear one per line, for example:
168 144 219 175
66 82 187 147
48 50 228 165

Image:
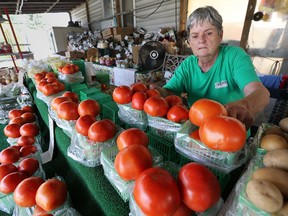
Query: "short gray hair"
186 6 223 34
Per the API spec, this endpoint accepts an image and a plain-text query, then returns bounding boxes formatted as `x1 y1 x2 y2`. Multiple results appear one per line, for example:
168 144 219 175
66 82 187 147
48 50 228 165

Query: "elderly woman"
151 6 270 130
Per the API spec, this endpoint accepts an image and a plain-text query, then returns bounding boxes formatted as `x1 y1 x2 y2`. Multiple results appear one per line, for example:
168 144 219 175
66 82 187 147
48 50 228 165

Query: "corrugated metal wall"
70 0 180 33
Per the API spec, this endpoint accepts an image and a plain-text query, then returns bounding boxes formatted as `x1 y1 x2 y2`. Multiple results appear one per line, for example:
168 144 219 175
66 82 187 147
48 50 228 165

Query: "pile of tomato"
58 63 80 75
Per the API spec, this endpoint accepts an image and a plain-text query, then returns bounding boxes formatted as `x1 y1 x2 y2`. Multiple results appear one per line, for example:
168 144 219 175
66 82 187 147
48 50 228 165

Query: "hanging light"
0 13 8 24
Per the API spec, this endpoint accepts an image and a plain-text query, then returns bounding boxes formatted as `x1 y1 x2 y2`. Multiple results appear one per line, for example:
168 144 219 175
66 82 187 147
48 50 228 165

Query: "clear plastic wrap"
57 71 85 84
117 103 148 130
36 90 66 107
100 145 164 202
67 126 123 167
174 121 257 173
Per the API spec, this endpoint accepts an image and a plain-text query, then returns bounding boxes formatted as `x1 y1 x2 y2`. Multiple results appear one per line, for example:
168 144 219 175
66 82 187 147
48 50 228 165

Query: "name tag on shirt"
215 80 228 89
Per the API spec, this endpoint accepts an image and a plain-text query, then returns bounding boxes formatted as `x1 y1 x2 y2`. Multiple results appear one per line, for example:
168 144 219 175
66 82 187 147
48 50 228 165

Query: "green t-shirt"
164 45 261 107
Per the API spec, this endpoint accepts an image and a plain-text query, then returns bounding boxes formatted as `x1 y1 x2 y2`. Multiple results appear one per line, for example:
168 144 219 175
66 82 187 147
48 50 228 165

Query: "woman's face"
188 21 223 59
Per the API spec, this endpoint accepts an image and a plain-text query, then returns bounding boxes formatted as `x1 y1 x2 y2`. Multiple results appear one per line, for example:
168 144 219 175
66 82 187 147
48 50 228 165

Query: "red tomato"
51 96 71 111
78 99 100 117
42 84 57 96
114 144 152 181
131 92 147 110
33 205 53 216
116 128 149 150
146 89 161 98
189 129 201 141
61 64 75 74
75 115 96 137
20 123 40 137
9 116 27 126
0 171 28 194
0 164 18 181
4 123 21 138
167 104 189 123
199 116 246 152
57 101 79 120
34 73 44 81
131 82 148 93
112 85 133 104
134 167 181 216
8 109 25 120
21 112 36 123
143 96 169 117
37 80 49 92
13 176 45 207
46 77 58 84
21 105 35 113
165 95 183 108
17 135 35 146
178 162 221 212
172 202 194 216
189 98 228 127
72 64 80 72
52 81 65 92
45 72 56 79
20 145 38 158
18 158 40 176
0 147 21 164
35 178 67 211
62 91 79 104
88 119 117 142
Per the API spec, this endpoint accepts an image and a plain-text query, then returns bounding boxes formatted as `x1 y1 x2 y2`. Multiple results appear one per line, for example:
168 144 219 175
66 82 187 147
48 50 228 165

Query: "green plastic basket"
101 101 123 125
79 88 101 101
70 83 88 95
88 93 112 111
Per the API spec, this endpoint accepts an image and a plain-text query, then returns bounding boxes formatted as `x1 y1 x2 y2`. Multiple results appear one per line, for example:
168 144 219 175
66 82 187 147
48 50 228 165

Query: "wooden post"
179 0 189 32
115 0 121 27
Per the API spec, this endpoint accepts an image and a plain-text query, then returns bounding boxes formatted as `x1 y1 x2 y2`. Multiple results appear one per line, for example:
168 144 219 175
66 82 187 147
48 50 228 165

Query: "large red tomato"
0 147 20 164
88 119 117 142
78 99 100 117
62 91 79 103
8 109 25 120
9 116 27 126
131 92 147 110
143 96 169 117
4 123 21 138
57 101 79 120
37 80 49 92
172 202 194 216
21 105 35 113
178 162 221 212
199 116 246 152
131 82 148 93
20 123 40 137
13 176 45 207
18 158 40 176
165 95 183 108
21 112 36 123
134 167 181 216
17 135 35 146
112 85 133 104
167 104 189 123
116 128 149 150
52 81 65 92
41 84 57 96
61 64 75 74
189 98 228 127
75 115 96 137
114 144 152 181
146 89 161 98
189 129 201 141
0 164 18 181
0 171 28 194
51 96 71 111
20 145 38 158
35 178 67 211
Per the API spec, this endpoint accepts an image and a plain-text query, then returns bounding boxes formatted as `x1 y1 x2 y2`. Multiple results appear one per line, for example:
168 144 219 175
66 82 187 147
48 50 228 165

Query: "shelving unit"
0 8 23 72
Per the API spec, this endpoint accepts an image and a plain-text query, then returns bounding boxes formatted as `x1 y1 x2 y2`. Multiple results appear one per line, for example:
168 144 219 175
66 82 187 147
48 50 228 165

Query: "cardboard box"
65 51 85 59
112 27 134 35
113 34 125 42
132 45 141 64
102 28 113 37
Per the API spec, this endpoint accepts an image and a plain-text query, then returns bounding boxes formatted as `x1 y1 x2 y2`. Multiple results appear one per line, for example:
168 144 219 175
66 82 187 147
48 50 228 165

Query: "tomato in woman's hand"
131 82 147 93
51 96 71 111
13 176 45 207
78 99 100 117
17 135 35 146
4 123 21 138
189 98 228 126
75 115 96 137
165 95 183 108
57 101 79 121
62 91 79 103
35 178 67 211
18 158 40 176
0 147 21 164
134 167 181 216
116 128 149 150
0 171 28 194
114 145 152 181
88 119 117 142
0 164 18 181
20 123 40 137
20 145 38 158
167 104 189 123
131 92 147 110
143 96 169 117
112 85 133 104
178 162 220 212
199 116 246 152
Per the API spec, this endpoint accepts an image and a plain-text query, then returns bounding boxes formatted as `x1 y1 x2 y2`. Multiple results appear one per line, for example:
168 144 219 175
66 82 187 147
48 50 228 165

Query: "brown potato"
260 134 288 151
279 118 288 133
263 149 288 172
246 179 283 213
252 167 288 198
272 202 288 216
264 126 285 137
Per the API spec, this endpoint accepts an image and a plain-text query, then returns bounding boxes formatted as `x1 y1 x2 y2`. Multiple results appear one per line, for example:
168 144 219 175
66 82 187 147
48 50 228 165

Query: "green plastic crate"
79 87 101 101
72 59 86 83
88 93 112 113
102 101 123 125
70 83 88 95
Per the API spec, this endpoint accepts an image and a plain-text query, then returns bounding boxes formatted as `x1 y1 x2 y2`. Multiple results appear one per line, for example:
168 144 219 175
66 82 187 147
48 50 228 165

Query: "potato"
264 126 285 137
279 118 288 133
252 167 288 198
272 202 288 216
246 179 283 213
263 149 288 172
260 134 288 151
